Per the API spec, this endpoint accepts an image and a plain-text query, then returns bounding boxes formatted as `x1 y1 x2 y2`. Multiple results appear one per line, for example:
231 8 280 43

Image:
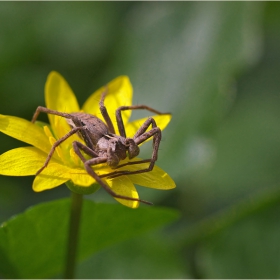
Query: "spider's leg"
102 117 162 179
36 126 86 175
31 106 73 123
72 141 152 205
99 159 152 179
72 141 98 160
103 159 151 171
115 104 169 138
99 86 115 134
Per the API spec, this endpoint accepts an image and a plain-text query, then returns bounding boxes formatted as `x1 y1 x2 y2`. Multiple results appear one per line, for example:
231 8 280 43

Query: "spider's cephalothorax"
96 134 140 168
31 89 168 205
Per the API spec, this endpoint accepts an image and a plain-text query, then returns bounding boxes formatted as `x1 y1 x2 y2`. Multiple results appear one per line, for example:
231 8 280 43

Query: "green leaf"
0 198 179 278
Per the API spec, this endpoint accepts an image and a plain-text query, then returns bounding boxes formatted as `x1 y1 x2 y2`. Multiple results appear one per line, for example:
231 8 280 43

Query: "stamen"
44 125 65 162
49 136 64 161
70 147 82 167
43 125 53 138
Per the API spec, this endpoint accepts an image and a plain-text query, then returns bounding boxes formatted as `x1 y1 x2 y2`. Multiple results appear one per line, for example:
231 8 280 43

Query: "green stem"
64 192 84 279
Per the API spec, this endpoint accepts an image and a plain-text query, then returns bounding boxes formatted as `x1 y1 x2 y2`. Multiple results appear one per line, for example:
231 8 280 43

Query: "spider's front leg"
72 141 153 205
101 117 162 179
115 105 167 138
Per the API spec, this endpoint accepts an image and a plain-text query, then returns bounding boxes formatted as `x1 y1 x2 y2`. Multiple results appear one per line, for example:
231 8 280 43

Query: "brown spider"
32 89 169 205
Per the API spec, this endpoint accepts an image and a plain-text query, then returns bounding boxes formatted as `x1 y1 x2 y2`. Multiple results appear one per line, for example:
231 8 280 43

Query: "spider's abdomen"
67 112 109 146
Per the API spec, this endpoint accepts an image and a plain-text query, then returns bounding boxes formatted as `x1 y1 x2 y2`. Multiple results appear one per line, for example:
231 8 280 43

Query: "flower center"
43 124 84 169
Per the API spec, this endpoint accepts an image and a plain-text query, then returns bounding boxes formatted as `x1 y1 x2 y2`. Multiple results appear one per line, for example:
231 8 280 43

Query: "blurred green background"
1 1 280 278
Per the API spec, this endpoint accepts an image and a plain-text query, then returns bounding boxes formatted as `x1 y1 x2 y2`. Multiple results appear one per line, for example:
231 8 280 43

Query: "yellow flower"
0 71 175 208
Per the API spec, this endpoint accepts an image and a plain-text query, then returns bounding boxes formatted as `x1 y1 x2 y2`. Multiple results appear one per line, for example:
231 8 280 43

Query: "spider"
31 89 168 205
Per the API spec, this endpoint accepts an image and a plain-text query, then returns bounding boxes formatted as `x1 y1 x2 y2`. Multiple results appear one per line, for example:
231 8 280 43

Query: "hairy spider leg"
115 105 167 138
35 126 87 175
99 86 116 134
100 117 162 179
100 104 167 179
32 107 94 148
72 141 153 205
32 106 73 123
31 106 96 175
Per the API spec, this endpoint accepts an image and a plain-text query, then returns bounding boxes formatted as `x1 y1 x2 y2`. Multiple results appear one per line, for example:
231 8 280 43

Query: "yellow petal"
127 164 176 190
45 71 80 116
125 114 172 138
69 170 96 187
129 166 176 190
32 161 74 191
82 76 133 133
33 173 69 192
33 159 96 191
44 71 80 140
0 147 50 176
0 115 51 154
106 176 139 208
